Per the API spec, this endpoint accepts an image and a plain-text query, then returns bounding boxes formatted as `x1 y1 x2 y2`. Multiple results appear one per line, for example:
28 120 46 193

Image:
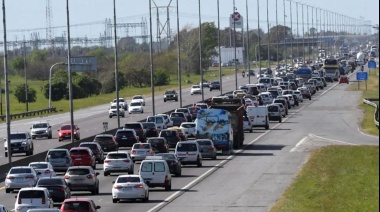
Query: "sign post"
356 72 369 90
368 61 377 74
103 122 108 132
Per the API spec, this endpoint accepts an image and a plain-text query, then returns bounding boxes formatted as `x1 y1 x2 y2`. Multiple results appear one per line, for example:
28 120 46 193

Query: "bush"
155 69 170 86
14 84 37 103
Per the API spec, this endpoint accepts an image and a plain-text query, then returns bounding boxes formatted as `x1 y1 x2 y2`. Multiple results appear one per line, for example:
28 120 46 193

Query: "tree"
14 84 37 103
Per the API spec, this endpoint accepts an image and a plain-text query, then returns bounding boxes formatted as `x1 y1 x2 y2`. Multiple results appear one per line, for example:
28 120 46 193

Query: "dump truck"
195 98 245 154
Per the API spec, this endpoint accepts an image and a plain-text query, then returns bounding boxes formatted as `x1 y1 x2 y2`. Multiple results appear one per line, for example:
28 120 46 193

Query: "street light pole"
266 0 270 69
217 0 223 93
246 0 251 84
23 41 28 112
66 0 75 145
283 0 287 67
233 0 238 90
176 0 182 107
302 4 305 60
149 0 155 115
2 0 12 167
289 0 293 64
199 0 204 101
49 62 65 109
257 0 261 73
296 2 299 59
113 0 121 128
276 0 279 68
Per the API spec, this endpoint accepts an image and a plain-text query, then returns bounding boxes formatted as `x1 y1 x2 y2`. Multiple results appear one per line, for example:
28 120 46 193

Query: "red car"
69 147 96 169
61 198 101 212
58 124 80 142
339 75 349 84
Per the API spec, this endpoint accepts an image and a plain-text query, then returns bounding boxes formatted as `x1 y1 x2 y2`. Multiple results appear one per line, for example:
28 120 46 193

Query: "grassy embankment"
1 68 234 119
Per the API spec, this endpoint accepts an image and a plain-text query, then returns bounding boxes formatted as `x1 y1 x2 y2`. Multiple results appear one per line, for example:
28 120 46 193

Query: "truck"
295 66 312 82
356 52 365 66
195 99 245 154
323 58 340 82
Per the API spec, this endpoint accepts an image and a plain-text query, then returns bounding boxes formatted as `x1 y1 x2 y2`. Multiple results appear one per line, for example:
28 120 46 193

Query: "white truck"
246 106 269 130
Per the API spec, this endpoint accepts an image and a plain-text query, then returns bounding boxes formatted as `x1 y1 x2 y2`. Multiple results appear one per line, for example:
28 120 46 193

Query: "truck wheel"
265 122 269 130
5 152 8 157
279 118 282 123
164 99 167 102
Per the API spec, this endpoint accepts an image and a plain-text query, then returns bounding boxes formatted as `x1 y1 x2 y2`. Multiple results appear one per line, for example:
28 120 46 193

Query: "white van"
15 187 54 212
247 106 269 130
175 142 202 167
258 77 272 89
139 156 172 191
146 115 166 131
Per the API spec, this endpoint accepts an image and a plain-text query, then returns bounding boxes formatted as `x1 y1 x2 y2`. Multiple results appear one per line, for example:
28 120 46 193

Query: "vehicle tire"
249 129 253 133
26 150 30 156
141 110 144 114
92 163 96 170
104 172 109 177
175 99 178 102
197 158 202 167
5 188 10 193
112 198 118 203
164 99 167 102
109 116 112 118
96 185 100 194
279 118 282 123
165 182 172 191
212 155 217 160
309 97 311 100
143 193 149 202
91 187 97 195
191 93 193 95
32 136 36 139
29 148 34 156
175 170 181 177
48 134 52 139
265 122 270 130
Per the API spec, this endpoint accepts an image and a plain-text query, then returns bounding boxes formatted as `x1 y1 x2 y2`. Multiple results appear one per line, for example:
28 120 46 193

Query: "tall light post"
257 0 261 73
199 0 204 101
289 0 293 64
276 0 279 68
2 0 12 166
306 5 310 62
283 0 287 66
113 0 121 128
217 0 223 93
49 62 65 109
302 3 305 60
233 0 237 90
23 41 28 112
176 0 182 107
296 2 299 59
149 0 155 115
246 0 251 84
66 0 75 145
266 0 270 68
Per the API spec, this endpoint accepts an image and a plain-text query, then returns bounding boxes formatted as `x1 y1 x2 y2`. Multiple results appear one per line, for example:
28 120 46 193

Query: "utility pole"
257 0 261 73
233 0 238 90
246 0 251 84
266 0 270 69
283 0 287 67
217 0 223 93
199 0 204 102
276 0 279 68
23 41 28 112
66 0 75 145
113 0 121 128
149 0 156 115
176 0 182 107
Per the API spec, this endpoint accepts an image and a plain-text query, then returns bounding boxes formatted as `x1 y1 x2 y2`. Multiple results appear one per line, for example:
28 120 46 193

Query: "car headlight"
22 142 27 145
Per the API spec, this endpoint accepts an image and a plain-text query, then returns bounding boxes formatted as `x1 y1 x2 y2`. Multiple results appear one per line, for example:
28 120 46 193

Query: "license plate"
65 136 70 138
75 179 83 181
75 158 82 161
123 187 132 191
48 189 54 193
137 151 145 154
13 148 19 151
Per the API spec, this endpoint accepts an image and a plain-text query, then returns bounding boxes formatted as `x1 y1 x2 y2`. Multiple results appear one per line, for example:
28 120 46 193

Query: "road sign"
103 122 108 132
232 12 241 21
66 56 97 72
368 61 377 69
356 72 368 81
229 13 244 29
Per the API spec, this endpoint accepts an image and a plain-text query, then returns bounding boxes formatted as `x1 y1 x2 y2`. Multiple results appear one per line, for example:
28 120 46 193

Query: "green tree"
14 84 37 103
29 49 47 63
42 82 67 101
155 68 170 86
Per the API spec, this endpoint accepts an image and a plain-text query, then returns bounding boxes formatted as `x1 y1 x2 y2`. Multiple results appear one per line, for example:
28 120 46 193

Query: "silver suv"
30 122 53 139
4 132 34 157
64 166 100 195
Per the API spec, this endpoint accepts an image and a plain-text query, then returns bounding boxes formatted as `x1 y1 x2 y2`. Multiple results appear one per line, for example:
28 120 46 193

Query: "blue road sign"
356 72 368 81
368 61 377 69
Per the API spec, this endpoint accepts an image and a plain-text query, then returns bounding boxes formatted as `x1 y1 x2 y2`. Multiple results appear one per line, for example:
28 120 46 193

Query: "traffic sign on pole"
356 72 368 81
368 61 377 69
232 12 241 21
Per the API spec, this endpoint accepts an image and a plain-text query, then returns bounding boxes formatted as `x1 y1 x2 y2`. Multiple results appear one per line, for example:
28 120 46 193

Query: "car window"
10 168 32 174
130 102 142 106
154 162 165 172
156 117 164 124
117 177 141 183
181 123 195 128
70 150 90 155
63 202 90 210
143 123 155 129
68 169 90 175
268 106 279 112
10 133 27 140
19 190 45 198
48 151 67 158
29 163 48 169
160 131 175 137
116 131 133 137
177 143 197 152
94 136 113 141
107 153 128 159
157 154 175 160
196 140 212 146
61 125 76 130
125 124 142 129
133 96 143 100
141 162 153 172
33 123 48 128
148 139 165 145
37 178 64 186
133 144 150 149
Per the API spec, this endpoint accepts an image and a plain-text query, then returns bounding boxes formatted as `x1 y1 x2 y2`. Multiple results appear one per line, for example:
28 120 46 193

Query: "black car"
142 122 159 138
93 134 118 152
156 153 182 177
124 122 145 142
114 129 139 148
159 130 180 148
36 177 71 203
79 142 105 163
164 90 178 102
209 80 221 91
147 137 169 153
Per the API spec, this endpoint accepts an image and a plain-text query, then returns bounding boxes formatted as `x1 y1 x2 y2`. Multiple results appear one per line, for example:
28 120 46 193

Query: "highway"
0 69 378 212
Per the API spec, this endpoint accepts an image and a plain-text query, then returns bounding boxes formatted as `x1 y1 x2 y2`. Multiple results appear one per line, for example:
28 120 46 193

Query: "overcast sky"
2 0 378 41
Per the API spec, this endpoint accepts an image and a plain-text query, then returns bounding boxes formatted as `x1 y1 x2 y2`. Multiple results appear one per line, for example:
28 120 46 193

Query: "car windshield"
130 102 142 106
80 144 97 150
94 136 112 141
268 106 279 112
107 153 128 159
133 96 143 100
259 78 271 84
29 163 48 169
143 123 156 129
176 109 188 113
48 151 67 158
63 202 90 210
192 85 200 89
10 133 27 140
37 178 64 186
61 125 75 130
10 168 32 174
196 140 212 146
171 113 183 117
33 123 48 128
124 124 142 129
117 177 141 183
148 139 165 145
177 143 197 152
157 154 176 160
19 190 45 198
181 123 195 128
133 144 151 149
70 150 89 155
116 131 133 137
113 99 125 103
165 91 176 94
110 105 122 109
68 169 90 175
160 131 176 137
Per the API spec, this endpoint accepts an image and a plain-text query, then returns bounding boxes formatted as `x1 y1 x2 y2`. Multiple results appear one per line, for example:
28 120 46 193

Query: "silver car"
195 139 217 160
64 166 100 195
30 122 52 139
45 149 72 172
130 143 154 162
28 162 56 178
5 166 41 193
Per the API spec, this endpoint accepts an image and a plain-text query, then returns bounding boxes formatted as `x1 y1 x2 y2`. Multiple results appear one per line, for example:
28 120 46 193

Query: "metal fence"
0 107 57 121
363 98 379 129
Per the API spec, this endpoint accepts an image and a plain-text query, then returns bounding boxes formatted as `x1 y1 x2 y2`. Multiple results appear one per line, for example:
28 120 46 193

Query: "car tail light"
165 175 169 182
114 136 119 140
208 147 214 151
64 175 70 179
104 160 111 163
58 187 65 191
134 184 144 189
18 198 22 204
114 185 123 189
45 170 51 174
42 197 46 204
87 174 94 179
148 150 153 154
131 150 136 154
7 176 15 180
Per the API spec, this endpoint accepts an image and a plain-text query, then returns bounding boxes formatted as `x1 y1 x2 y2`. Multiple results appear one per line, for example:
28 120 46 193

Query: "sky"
1 0 378 42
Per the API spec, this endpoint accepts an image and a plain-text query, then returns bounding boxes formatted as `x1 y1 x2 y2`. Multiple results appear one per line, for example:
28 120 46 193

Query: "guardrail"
0 107 57 121
363 98 379 129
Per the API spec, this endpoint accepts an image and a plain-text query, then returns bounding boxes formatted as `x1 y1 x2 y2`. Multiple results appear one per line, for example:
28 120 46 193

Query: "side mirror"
96 206 101 209
57 129 60 131
95 172 99 176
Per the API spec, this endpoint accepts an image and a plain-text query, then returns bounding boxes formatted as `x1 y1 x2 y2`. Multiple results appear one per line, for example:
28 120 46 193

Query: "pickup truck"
163 90 178 102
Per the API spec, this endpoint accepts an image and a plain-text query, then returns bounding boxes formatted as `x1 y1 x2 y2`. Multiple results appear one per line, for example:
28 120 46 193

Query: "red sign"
232 12 241 21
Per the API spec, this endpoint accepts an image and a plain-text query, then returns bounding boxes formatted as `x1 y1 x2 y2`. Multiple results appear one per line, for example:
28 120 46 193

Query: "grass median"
271 145 379 212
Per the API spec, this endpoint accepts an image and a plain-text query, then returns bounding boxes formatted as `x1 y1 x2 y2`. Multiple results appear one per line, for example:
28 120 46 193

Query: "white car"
180 122 196 138
243 116 253 133
175 142 202 167
131 95 146 106
128 102 144 114
15 187 54 212
30 122 52 139
111 98 128 110
190 85 202 95
284 94 295 107
28 162 56 178
157 114 172 128
272 103 286 117
112 175 149 203
5 166 40 193
109 103 125 118
293 90 303 102
104 151 134 176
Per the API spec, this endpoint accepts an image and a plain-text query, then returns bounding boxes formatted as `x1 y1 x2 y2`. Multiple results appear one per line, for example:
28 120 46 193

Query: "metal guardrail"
0 107 57 121
363 98 379 129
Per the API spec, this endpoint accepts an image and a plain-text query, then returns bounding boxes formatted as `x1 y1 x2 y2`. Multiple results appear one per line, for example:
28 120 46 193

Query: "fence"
363 98 379 129
0 107 57 121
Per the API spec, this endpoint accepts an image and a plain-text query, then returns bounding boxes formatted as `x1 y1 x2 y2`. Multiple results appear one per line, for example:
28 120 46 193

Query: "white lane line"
357 126 380 138
148 82 341 212
290 136 309 152
309 134 358 146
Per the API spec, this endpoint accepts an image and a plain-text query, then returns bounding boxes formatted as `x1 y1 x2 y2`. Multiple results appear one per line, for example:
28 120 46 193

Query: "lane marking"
290 136 309 152
147 81 341 212
309 134 358 146
357 126 380 139
0 186 5 191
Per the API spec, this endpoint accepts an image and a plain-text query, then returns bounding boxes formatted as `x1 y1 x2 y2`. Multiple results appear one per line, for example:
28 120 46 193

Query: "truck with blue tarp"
195 99 245 154
295 66 312 82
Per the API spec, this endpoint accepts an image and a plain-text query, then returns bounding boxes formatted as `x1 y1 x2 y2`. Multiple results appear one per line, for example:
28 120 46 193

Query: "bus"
323 59 339 82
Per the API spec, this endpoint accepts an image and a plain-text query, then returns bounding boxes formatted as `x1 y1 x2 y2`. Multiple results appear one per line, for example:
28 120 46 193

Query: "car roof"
67 166 92 170
70 147 91 150
49 148 69 152
19 187 47 191
63 198 93 202
11 166 32 169
95 134 113 137
80 142 99 145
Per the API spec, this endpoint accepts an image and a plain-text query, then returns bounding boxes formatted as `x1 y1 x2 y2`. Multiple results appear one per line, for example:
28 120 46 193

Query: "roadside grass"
1 69 234 118
347 68 379 136
271 145 379 212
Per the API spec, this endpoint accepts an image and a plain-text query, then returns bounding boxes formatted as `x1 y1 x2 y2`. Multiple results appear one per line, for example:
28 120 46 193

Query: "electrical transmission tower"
46 0 55 54
152 0 174 52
